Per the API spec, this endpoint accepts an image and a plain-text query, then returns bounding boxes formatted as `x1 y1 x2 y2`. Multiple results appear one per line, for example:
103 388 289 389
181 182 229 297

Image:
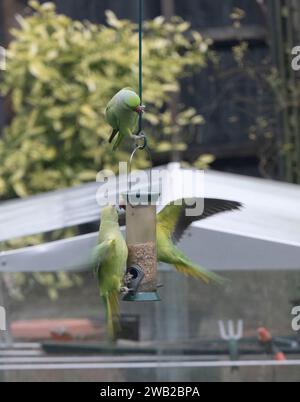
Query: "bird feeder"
121 0 159 301
123 191 160 302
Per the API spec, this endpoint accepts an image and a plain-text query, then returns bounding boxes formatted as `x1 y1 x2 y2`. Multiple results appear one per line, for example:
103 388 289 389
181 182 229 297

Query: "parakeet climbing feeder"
123 191 160 302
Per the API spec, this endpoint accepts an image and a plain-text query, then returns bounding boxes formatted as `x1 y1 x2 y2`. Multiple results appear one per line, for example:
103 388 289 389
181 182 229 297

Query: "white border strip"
1 360 300 371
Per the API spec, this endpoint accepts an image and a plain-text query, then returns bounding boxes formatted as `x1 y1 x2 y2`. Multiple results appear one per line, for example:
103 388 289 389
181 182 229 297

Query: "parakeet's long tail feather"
102 291 120 340
175 257 227 285
109 129 119 143
112 132 124 151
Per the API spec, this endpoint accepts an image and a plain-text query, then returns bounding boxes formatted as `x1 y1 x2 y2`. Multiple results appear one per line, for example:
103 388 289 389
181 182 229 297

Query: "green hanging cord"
138 0 143 133
128 0 152 194
135 0 147 149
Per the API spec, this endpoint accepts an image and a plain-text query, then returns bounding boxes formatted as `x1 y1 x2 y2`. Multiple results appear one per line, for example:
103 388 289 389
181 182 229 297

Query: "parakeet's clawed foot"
135 104 146 114
120 286 131 295
132 132 146 141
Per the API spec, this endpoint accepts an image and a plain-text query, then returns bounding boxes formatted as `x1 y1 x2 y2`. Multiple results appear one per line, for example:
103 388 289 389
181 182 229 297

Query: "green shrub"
0 0 209 199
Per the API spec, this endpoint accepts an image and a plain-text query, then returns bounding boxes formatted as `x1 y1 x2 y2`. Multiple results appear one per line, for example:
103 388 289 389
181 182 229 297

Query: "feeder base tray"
123 291 160 302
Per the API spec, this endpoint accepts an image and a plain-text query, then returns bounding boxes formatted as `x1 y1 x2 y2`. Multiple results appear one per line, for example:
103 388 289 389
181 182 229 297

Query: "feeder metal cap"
124 191 160 206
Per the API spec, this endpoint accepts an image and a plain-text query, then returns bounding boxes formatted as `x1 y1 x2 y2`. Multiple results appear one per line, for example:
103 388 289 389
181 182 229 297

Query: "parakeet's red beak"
135 105 145 114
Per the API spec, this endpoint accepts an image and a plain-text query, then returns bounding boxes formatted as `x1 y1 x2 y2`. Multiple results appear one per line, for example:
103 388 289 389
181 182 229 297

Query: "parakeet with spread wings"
156 198 242 284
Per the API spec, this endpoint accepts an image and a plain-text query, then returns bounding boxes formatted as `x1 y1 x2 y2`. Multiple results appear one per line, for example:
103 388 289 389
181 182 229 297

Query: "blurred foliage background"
0 1 211 298
0 0 300 298
0 1 209 200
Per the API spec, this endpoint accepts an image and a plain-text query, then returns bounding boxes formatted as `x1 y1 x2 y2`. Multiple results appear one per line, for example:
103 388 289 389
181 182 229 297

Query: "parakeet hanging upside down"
91 205 128 339
156 198 242 284
105 88 144 151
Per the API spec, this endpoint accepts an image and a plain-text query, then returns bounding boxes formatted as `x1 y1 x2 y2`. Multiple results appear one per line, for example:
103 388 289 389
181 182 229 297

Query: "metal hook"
134 132 147 150
128 133 153 199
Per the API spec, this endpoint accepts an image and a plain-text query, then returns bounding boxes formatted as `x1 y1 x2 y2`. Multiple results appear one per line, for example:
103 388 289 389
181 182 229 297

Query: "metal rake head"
218 320 244 341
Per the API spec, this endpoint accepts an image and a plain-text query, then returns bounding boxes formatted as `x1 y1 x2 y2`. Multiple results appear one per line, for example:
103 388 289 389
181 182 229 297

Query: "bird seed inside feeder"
127 241 157 292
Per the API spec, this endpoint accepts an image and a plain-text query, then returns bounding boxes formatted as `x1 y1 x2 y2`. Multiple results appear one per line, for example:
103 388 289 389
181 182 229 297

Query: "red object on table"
257 327 287 361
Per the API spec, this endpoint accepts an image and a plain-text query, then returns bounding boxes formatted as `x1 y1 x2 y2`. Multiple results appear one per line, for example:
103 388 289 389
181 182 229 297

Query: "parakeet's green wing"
106 103 120 143
91 239 115 275
112 125 131 151
106 103 119 128
93 205 128 340
157 198 242 243
112 113 138 151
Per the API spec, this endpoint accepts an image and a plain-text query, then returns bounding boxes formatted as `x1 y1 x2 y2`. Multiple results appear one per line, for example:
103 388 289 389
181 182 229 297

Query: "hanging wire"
138 0 143 134
134 0 147 150
128 0 153 197
132 0 147 151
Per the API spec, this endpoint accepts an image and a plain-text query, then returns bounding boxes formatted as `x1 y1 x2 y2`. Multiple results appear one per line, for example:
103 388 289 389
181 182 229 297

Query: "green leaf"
29 61 59 82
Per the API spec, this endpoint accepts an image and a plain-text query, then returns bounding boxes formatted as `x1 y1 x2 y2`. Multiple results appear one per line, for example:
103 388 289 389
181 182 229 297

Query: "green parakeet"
92 205 128 339
156 198 242 284
118 197 242 284
105 88 144 151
